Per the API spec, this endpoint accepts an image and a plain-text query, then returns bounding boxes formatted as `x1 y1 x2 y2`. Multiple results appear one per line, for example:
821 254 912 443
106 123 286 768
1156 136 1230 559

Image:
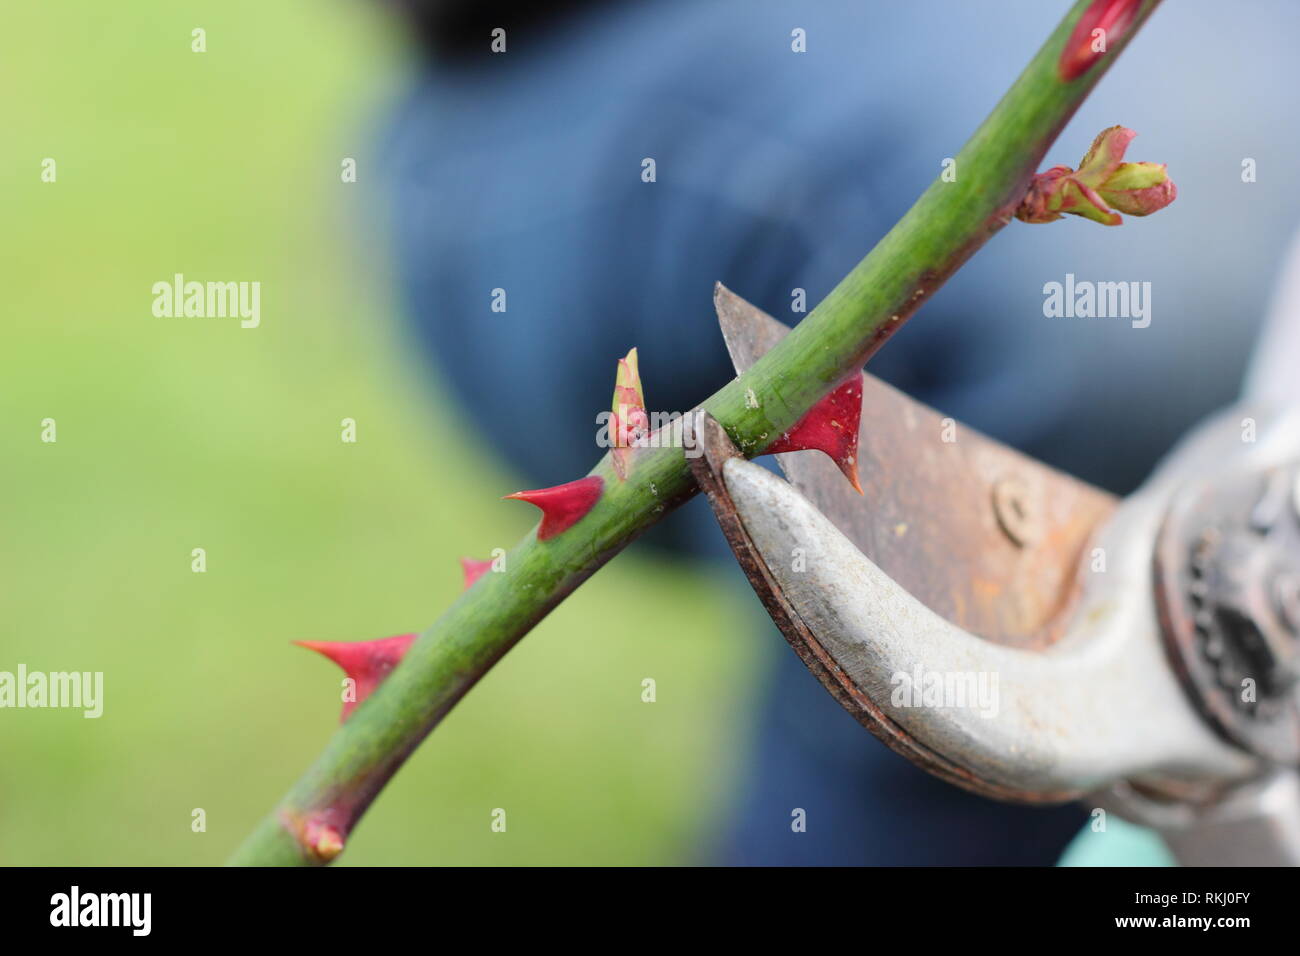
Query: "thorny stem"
230 0 1161 865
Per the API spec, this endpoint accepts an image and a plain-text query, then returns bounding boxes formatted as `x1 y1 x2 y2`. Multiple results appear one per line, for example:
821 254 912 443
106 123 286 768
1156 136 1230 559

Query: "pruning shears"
693 283 1300 865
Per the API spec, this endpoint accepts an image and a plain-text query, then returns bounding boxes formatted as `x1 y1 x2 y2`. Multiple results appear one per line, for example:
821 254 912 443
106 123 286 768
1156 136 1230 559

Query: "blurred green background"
1 0 762 864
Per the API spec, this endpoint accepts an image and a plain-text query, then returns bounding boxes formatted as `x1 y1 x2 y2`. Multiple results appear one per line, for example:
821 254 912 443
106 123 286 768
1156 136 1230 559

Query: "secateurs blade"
694 284 1300 865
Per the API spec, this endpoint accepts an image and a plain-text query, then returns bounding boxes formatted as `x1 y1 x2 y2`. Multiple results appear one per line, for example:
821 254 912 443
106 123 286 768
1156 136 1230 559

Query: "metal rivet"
992 476 1038 548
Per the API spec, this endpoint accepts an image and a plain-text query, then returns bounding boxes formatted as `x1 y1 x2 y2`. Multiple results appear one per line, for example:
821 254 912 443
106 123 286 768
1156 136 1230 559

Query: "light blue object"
1059 817 1177 867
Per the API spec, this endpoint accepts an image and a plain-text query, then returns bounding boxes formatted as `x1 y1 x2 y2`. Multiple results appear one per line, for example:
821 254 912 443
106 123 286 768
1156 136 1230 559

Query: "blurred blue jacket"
382 0 1300 864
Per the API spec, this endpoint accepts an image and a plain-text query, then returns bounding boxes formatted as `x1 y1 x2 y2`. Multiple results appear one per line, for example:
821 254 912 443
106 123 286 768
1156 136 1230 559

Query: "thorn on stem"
505 476 604 540
1058 0 1142 82
294 634 417 722
460 557 493 590
764 375 864 493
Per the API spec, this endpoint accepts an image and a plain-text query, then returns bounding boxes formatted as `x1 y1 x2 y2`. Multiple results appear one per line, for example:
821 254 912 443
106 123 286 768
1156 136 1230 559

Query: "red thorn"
765 375 864 494
294 633 416 722
460 556 493 590
504 475 604 540
1058 0 1141 82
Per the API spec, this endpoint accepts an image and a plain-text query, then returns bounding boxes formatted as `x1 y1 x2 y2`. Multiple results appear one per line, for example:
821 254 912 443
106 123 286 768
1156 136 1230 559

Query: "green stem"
230 0 1161 865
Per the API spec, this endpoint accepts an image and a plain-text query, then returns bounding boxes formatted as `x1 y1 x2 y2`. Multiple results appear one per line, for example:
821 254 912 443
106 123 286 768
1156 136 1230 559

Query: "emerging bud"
304 820 345 862
288 810 350 864
505 476 604 540
610 348 649 479
1016 126 1175 227
1095 161 1177 216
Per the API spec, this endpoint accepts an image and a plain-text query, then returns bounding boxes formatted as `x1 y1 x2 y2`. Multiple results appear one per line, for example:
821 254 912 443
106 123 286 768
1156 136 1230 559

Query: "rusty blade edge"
688 413 1080 805
713 282 1118 648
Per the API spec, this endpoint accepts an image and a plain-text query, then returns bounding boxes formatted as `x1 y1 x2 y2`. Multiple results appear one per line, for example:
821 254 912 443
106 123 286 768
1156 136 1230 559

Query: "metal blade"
701 443 1255 800
715 283 1116 648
